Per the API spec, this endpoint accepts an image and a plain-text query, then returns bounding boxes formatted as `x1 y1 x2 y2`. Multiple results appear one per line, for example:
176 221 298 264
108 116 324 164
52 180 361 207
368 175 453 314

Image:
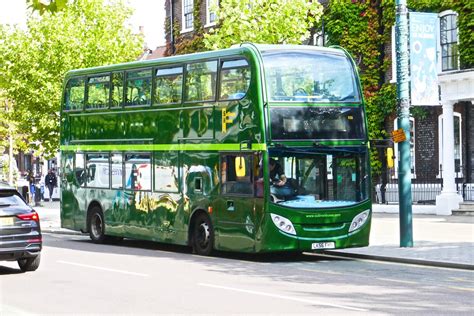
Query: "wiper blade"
0 204 12 207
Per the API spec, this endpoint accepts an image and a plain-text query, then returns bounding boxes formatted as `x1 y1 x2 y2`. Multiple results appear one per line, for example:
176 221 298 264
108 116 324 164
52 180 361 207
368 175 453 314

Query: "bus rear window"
64 78 85 111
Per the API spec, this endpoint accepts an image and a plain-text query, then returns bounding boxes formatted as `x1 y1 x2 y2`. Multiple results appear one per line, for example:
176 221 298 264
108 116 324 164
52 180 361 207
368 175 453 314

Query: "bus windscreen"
262 50 360 103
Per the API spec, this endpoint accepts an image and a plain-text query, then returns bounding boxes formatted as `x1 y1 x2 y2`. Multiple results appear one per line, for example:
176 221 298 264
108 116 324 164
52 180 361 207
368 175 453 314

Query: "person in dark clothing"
45 169 57 202
27 169 35 203
269 158 287 186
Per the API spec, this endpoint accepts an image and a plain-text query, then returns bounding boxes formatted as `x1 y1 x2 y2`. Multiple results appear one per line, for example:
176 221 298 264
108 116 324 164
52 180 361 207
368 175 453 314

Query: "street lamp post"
395 0 413 247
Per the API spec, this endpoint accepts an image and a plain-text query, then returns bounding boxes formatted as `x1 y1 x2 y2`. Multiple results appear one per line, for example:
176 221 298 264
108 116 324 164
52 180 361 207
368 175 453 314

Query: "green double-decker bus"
60 44 371 255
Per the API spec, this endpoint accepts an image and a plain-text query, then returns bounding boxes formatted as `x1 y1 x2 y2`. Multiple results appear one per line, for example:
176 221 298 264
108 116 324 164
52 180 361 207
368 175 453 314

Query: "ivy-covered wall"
323 0 473 178
165 0 207 56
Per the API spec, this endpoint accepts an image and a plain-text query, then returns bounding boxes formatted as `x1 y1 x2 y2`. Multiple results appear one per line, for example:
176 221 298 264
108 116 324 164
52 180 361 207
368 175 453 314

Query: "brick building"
164 1 474 213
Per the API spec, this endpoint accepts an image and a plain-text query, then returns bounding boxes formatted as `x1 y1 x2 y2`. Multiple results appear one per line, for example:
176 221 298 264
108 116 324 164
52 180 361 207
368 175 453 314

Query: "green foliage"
408 0 474 69
452 0 474 68
325 0 395 175
203 0 323 49
0 0 144 157
27 0 68 15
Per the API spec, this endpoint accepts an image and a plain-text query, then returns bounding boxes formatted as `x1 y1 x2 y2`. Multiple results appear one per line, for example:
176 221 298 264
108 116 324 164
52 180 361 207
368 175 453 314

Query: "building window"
206 0 218 26
393 117 416 178
440 12 459 71
438 112 462 176
183 0 194 31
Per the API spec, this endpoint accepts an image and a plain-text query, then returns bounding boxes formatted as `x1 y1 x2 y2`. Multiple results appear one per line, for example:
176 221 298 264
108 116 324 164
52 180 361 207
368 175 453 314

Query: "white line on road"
198 283 368 312
377 277 419 285
57 260 150 277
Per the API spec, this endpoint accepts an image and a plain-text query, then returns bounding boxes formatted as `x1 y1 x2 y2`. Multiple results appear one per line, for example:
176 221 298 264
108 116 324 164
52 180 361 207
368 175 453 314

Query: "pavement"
32 201 474 270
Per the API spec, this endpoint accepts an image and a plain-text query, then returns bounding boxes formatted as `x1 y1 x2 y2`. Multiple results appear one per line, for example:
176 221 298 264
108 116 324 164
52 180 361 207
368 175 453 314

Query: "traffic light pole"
395 0 413 247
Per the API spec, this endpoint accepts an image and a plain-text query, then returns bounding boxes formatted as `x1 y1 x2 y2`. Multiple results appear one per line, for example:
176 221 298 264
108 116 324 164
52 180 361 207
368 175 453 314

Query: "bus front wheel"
192 213 214 256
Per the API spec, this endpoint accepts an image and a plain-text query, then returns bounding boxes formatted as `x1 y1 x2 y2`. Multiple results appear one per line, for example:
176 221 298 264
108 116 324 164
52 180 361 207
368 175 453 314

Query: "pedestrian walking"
27 169 35 204
45 169 57 202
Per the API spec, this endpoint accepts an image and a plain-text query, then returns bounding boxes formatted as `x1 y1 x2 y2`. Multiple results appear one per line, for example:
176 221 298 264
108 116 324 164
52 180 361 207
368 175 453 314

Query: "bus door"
214 153 256 252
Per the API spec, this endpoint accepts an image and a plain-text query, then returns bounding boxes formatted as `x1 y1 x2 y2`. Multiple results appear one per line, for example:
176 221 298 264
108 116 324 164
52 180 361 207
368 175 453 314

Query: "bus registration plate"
311 242 335 250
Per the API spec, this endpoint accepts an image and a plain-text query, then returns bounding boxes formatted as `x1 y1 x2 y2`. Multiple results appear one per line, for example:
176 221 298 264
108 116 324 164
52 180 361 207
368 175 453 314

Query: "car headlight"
349 210 370 233
270 213 296 235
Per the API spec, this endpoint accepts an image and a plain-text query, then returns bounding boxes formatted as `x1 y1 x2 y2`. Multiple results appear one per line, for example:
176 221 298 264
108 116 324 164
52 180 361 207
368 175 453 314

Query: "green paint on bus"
60 44 371 255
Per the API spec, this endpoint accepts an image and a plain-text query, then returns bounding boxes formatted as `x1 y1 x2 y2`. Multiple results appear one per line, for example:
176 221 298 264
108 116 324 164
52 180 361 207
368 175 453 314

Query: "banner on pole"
409 12 439 106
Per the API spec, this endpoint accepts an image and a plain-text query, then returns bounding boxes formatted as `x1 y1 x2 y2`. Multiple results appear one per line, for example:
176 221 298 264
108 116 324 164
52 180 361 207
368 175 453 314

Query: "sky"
0 0 166 48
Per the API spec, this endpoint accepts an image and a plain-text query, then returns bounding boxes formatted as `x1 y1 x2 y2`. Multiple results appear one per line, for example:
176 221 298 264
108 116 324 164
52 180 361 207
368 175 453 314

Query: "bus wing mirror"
235 157 246 177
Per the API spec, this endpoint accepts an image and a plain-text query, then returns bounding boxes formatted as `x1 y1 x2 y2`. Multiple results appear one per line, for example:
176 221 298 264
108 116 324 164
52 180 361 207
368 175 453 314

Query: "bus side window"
219 59 251 101
64 78 85 111
125 153 151 191
221 154 253 195
185 61 217 102
111 153 123 189
86 153 110 188
125 69 152 106
111 72 124 108
86 75 110 110
155 66 183 105
74 153 85 187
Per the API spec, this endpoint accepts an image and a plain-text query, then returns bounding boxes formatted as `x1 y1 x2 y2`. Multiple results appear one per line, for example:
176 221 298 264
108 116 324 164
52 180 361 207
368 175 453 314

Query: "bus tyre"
89 207 106 243
192 213 214 256
18 254 41 272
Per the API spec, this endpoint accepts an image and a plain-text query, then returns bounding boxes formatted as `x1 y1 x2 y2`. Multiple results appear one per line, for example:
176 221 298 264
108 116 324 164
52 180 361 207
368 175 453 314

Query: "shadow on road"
44 233 349 264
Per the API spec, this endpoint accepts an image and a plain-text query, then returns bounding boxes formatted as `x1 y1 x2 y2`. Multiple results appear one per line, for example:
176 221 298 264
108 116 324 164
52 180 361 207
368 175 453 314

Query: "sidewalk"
33 202 474 269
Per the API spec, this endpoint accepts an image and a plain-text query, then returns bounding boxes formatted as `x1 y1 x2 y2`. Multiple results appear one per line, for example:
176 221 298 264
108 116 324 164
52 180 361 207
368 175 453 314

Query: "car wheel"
192 213 214 256
18 254 41 272
89 207 106 243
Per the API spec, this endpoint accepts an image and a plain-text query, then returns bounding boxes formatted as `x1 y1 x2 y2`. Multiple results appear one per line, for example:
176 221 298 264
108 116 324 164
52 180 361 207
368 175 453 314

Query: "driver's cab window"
221 154 253 195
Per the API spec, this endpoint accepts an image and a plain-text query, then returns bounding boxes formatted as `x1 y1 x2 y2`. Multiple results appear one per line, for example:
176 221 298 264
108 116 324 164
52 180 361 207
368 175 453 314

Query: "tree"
203 0 323 50
0 0 144 157
27 0 68 15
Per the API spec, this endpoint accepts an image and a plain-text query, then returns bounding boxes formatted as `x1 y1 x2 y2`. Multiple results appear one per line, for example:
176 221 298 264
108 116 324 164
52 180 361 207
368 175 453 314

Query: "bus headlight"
270 213 296 235
349 210 370 233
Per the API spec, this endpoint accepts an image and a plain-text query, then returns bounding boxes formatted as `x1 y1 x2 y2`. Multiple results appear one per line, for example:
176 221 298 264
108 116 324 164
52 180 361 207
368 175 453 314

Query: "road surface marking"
377 278 418 285
447 286 474 292
449 277 474 283
299 268 342 275
57 260 149 277
198 283 368 312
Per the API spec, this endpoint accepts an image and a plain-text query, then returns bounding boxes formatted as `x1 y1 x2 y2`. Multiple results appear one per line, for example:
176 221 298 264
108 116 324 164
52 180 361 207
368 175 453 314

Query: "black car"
0 182 42 272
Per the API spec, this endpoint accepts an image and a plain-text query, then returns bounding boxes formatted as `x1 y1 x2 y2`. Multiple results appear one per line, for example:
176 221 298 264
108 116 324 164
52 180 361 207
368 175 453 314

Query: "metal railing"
374 165 473 204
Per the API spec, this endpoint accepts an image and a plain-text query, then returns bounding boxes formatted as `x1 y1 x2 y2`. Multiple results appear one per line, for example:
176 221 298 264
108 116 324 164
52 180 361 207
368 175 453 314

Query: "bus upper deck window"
219 59 250 101
111 72 124 108
64 78 85 111
155 66 183 105
185 61 217 102
86 75 110 110
125 69 152 106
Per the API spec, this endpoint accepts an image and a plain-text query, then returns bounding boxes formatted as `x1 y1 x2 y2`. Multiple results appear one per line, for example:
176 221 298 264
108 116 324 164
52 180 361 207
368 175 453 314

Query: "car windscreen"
0 191 28 207
262 50 360 103
270 106 365 140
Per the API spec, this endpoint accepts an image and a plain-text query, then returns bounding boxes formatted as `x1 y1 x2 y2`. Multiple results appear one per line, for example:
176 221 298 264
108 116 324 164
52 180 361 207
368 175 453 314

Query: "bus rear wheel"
89 207 106 243
192 213 214 256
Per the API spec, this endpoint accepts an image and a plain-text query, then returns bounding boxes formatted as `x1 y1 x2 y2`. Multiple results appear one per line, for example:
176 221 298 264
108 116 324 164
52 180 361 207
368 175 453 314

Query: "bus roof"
64 44 347 79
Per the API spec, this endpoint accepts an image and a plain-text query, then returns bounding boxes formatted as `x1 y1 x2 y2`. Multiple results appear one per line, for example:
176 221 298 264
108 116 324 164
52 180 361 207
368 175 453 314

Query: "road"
1 234 473 315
